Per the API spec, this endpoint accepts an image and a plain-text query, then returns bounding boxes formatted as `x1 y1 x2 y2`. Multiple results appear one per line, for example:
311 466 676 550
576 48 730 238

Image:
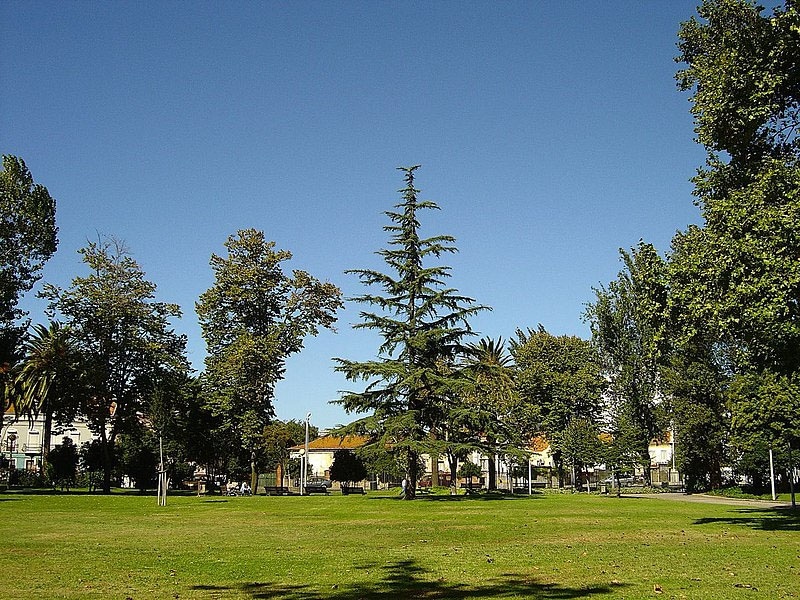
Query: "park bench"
341 486 365 495
262 486 291 496
304 484 329 494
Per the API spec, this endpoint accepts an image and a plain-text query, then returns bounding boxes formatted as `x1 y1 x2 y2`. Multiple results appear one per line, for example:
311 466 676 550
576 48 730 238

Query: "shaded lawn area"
0 491 798 599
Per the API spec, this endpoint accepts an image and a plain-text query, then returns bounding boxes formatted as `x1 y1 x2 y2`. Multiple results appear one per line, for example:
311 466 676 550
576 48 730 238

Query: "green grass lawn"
1 490 797 599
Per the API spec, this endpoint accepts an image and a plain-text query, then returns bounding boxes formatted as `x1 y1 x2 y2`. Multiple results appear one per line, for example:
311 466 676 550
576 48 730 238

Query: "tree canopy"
43 237 187 492
197 228 342 491
0 155 58 402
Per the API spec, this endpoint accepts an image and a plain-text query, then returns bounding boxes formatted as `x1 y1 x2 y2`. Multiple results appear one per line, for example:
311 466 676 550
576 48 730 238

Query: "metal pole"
528 454 532 496
304 412 311 493
769 447 777 501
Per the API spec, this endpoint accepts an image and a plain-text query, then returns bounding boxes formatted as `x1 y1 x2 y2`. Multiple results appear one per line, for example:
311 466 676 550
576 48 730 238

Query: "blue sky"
3 1 705 429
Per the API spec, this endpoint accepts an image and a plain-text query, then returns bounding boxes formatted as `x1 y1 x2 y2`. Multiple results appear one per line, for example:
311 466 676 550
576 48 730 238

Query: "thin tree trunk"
250 450 257 495
101 426 112 494
405 449 418 500
41 400 52 477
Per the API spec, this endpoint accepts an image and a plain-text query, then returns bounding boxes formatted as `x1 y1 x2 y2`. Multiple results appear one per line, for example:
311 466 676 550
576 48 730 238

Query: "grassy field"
1 490 797 599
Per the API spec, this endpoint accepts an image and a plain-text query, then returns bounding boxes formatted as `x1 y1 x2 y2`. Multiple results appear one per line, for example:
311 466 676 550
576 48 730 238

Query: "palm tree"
462 337 519 490
15 322 81 467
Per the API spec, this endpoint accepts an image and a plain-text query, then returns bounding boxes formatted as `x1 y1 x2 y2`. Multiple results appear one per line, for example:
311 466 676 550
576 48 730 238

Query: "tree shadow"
693 507 800 531
191 558 622 599
368 492 540 503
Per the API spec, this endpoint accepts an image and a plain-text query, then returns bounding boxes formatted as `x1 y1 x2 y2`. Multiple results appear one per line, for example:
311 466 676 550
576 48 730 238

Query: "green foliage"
42 237 187 492
116 428 158 492
586 242 669 483
334 166 488 499
259 419 317 473
511 326 605 483
197 229 342 488
357 444 406 482
12 321 83 467
0 155 58 373
676 0 799 164
329 449 368 486
728 371 800 449
674 3 800 487
456 459 481 480
560 418 602 473
47 436 79 490
458 337 525 490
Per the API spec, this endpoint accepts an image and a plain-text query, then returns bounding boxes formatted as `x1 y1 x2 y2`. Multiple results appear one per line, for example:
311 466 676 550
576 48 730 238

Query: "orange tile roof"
529 435 549 452
291 435 369 451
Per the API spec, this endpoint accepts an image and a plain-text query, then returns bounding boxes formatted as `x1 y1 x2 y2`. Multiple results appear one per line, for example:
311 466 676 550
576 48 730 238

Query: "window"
6 434 17 453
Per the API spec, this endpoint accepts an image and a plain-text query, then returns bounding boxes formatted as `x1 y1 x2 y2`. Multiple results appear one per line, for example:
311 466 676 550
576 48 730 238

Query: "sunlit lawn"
1 489 798 599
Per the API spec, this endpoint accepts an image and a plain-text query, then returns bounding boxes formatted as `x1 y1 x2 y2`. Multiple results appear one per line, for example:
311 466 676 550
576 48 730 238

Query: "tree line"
1 0 798 500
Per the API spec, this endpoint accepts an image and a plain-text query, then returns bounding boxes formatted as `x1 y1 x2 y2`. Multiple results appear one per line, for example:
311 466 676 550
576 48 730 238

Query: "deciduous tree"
43 237 187 492
511 327 605 487
585 243 669 485
0 155 58 407
197 229 342 492
329 449 368 489
675 0 800 500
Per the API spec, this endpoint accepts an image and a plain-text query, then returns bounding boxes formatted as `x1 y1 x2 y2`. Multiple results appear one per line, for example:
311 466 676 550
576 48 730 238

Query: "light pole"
304 412 312 494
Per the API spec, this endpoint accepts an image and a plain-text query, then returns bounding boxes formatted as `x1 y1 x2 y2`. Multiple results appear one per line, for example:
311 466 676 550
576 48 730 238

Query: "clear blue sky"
3 1 705 429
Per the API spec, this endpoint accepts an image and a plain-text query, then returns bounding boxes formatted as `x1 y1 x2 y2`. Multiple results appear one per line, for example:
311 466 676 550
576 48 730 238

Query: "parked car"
602 474 637 486
307 477 332 488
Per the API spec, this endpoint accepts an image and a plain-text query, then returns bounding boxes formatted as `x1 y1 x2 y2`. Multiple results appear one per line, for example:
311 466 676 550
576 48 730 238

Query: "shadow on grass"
693 507 800 531
368 492 540 502
192 558 622 599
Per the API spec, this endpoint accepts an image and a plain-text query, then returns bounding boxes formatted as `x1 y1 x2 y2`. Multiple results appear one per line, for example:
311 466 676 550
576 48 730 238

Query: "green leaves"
333 166 488 497
0 155 58 367
197 228 342 458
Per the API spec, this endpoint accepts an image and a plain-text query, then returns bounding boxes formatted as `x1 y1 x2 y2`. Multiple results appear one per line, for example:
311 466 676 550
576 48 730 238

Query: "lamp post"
304 412 312 493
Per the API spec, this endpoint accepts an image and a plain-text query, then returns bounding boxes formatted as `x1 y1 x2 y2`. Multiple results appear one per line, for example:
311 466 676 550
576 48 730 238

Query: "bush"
9 469 47 488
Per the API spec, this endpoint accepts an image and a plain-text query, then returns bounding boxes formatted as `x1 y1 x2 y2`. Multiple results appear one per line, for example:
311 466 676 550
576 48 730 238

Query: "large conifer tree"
334 166 487 499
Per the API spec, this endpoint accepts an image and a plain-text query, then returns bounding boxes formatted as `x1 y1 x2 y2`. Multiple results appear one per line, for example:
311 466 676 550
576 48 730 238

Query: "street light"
304 412 312 494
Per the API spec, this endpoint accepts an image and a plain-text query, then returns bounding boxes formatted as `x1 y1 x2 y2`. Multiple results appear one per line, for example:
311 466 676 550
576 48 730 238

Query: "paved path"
629 492 795 509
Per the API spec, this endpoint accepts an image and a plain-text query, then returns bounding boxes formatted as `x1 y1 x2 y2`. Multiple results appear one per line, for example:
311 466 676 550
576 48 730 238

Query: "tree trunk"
431 453 440 487
41 402 52 477
100 427 112 494
405 449 418 499
250 450 258 494
488 454 497 491
640 448 652 486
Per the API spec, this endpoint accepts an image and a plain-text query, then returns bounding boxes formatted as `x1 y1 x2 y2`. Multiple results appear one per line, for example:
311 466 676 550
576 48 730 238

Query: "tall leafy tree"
197 229 342 492
511 326 606 487
0 155 58 407
334 166 487 499
585 243 669 485
675 0 800 497
43 237 187 492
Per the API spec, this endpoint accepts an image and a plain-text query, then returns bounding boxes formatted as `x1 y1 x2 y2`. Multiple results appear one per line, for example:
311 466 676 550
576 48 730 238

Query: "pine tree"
334 166 488 499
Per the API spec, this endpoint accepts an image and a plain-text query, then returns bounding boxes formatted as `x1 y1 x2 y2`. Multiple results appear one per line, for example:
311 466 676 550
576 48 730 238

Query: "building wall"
1 411 96 472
